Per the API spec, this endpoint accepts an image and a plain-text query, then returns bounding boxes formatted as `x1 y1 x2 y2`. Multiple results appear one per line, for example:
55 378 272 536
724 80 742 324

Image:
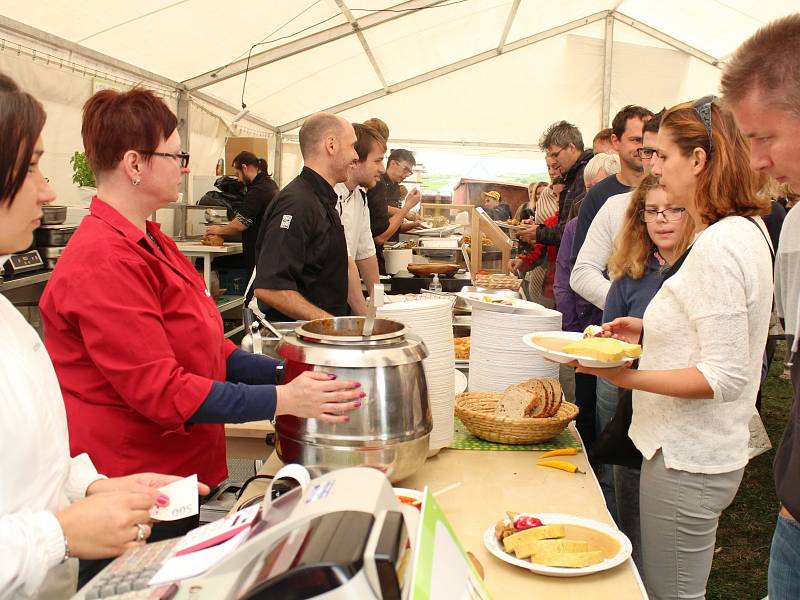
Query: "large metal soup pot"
274 316 432 483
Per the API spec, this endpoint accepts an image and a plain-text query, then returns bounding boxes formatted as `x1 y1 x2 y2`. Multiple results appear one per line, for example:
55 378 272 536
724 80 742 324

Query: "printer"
73 467 420 600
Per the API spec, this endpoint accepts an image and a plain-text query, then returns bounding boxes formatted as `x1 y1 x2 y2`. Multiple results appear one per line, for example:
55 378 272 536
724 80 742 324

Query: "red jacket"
40 198 236 486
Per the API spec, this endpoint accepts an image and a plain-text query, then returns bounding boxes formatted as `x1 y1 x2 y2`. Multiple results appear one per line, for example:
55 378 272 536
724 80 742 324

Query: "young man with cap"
721 14 800 599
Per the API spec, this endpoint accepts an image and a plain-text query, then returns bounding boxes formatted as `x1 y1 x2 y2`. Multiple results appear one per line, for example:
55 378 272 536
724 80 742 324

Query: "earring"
132 177 141 186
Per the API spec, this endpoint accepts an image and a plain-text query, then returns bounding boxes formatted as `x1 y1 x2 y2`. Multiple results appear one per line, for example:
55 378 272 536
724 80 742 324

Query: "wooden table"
232 424 646 599
224 421 274 460
175 242 242 290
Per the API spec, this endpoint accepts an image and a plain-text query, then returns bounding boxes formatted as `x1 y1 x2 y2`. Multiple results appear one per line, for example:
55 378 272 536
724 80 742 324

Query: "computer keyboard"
82 538 179 599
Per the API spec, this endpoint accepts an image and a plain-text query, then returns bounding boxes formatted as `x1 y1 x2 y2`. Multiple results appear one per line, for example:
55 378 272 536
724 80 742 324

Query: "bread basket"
455 392 578 444
473 273 522 290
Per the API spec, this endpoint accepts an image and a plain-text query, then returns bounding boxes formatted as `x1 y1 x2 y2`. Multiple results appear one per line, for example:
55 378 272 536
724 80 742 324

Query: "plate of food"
394 487 423 510
522 330 640 369
457 292 552 315
484 512 632 577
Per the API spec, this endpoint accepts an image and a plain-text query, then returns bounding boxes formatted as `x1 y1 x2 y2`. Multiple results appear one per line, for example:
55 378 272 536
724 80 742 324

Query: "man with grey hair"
252 112 358 321
518 120 593 248
721 14 800 600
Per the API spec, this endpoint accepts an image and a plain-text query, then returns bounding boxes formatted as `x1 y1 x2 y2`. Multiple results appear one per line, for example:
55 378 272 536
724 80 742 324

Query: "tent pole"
497 0 522 53
177 91 191 235
274 135 284 189
335 0 389 92
601 13 614 128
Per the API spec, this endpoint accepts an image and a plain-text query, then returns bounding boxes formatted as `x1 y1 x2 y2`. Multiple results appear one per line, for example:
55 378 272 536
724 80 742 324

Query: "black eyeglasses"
636 147 657 159
546 147 567 161
139 151 190 168
639 207 686 222
692 95 715 157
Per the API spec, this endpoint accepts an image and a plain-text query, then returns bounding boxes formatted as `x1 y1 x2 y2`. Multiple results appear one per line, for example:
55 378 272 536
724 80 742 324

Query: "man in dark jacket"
519 120 592 248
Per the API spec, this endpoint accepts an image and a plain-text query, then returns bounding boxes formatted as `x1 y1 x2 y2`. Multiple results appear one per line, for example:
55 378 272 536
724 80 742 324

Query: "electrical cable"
228 0 474 111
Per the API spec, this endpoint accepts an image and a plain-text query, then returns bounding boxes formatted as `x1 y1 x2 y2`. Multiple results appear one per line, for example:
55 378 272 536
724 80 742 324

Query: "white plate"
483 513 632 578
522 331 634 369
412 224 461 237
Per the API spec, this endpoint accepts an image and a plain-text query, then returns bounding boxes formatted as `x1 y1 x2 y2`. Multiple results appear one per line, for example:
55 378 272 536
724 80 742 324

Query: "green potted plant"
70 151 96 205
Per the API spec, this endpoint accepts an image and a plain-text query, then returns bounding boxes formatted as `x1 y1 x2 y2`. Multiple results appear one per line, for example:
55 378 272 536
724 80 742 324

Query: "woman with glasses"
579 98 772 599
0 74 218 598
595 173 693 573
38 89 363 565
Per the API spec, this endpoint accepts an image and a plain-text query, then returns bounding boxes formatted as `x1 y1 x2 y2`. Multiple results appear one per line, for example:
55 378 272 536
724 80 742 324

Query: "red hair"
660 100 770 224
81 87 177 175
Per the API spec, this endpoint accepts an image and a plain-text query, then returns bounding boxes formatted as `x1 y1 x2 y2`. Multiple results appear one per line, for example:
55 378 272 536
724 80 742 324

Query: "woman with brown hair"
580 97 773 599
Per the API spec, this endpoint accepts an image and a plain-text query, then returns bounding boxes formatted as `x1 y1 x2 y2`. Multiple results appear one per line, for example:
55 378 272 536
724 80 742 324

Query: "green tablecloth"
448 418 582 451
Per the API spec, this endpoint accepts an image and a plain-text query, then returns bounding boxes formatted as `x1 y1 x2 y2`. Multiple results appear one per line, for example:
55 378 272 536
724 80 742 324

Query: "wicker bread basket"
473 274 522 290
455 392 579 444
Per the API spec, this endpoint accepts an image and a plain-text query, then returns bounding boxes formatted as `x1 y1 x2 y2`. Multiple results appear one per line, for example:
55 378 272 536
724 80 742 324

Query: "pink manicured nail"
328 373 337 379
156 494 169 507
359 392 366 398
354 401 362 408
344 417 351 423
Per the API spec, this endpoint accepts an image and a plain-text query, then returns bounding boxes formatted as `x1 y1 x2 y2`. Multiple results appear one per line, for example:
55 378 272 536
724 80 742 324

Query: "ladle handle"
362 283 385 337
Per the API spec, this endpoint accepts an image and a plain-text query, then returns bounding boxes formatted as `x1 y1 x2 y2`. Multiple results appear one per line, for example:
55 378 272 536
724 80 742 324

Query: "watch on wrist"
61 535 71 563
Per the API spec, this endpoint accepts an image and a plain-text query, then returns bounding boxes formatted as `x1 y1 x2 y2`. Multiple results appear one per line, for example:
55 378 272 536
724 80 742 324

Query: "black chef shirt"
253 167 349 321
235 171 278 274
367 173 404 274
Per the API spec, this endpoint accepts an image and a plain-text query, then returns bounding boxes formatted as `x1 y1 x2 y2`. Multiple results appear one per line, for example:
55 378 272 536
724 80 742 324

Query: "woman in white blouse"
0 75 207 599
580 97 773 599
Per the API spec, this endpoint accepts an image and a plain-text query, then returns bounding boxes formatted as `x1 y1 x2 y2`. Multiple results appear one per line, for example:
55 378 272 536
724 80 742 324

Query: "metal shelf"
216 295 244 313
0 269 51 292
224 324 245 339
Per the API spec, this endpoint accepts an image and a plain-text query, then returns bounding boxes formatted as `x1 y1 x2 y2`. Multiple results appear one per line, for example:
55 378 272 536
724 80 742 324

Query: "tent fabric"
0 0 797 194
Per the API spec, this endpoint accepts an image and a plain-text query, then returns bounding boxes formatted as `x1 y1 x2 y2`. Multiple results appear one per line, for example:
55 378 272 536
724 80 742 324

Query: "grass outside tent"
706 341 793 599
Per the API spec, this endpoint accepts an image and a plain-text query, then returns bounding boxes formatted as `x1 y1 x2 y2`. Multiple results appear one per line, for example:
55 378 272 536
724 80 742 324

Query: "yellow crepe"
502 524 565 553
514 538 589 559
531 550 605 568
561 337 641 362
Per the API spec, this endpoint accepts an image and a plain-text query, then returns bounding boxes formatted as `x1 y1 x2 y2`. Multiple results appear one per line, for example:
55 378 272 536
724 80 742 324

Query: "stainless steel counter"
0 269 51 292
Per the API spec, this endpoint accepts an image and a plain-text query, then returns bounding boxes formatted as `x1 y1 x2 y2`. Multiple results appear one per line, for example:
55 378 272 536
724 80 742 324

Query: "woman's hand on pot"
601 317 643 344
55 491 157 559
276 371 363 423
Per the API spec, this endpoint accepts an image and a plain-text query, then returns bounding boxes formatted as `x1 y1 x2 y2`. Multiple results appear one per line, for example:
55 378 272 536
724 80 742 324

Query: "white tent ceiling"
0 0 796 163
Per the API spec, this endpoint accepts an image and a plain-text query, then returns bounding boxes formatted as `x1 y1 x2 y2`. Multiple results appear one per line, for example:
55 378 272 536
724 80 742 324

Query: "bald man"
252 113 359 321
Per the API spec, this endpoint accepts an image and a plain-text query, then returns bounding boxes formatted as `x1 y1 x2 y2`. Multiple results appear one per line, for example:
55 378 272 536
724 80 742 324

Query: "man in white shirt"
570 111 662 308
335 122 384 315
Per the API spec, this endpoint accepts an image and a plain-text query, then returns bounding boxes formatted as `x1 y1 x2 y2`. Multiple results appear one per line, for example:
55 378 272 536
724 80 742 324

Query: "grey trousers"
640 450 744 600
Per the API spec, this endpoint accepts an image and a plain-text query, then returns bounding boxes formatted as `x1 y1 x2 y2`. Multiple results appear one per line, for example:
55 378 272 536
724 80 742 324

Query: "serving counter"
232 424 646 599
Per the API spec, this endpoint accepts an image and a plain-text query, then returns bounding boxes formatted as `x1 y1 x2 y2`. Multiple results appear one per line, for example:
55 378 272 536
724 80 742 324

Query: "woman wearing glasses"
39 89 363 555
580 98 772 599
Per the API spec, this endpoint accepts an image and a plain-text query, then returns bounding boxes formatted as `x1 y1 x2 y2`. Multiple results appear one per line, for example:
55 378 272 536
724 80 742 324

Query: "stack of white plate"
379 297 455 450
469 304 562 392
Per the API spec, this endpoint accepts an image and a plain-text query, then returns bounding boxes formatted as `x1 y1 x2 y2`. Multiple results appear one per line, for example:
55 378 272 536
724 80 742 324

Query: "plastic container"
428 273 442 292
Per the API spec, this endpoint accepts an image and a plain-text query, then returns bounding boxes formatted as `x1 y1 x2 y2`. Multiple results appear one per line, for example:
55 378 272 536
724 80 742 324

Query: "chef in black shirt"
367 148 421 274
252 113 358 321
206 151 278 274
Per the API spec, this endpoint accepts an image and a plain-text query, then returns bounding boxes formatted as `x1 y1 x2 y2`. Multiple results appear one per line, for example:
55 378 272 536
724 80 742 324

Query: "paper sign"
148 528 250 586
150 474 199 521
410 488 491 600
174 504 259 556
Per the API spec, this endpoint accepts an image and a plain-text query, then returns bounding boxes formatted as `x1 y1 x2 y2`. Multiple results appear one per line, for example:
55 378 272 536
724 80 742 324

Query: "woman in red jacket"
39 88 362 547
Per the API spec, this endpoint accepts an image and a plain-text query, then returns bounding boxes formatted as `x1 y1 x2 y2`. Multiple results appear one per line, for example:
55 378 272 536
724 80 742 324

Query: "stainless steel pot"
35 225 77 247
273 316 432 483
41 205 67 225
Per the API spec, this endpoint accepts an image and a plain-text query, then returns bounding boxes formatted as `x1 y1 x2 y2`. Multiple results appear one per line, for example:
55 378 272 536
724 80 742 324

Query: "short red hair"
81 87 177 175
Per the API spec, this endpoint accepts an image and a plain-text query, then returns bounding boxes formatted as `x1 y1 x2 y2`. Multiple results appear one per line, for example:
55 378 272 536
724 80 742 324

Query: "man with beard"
335 123 385 315
252 113 358 321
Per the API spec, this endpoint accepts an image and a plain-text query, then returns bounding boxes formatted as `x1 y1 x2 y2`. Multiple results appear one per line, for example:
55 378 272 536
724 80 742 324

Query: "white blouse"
0 268 102 599
630 217 773 474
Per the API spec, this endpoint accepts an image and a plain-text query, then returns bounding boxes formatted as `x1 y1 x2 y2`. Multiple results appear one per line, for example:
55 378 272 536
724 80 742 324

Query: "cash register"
72 468 419 600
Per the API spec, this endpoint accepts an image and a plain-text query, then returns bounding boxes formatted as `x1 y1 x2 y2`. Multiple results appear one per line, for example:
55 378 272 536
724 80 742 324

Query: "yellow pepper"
536 460 584 474
539 448 579 459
